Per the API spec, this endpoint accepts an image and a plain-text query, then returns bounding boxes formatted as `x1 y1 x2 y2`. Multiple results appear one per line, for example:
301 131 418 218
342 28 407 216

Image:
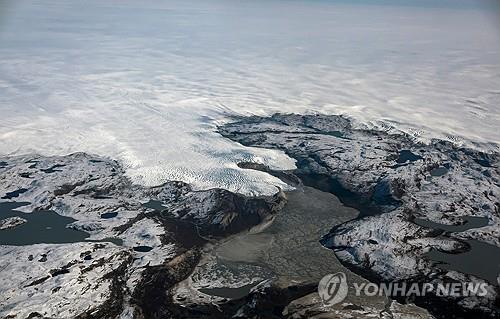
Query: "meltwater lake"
0 202 121 246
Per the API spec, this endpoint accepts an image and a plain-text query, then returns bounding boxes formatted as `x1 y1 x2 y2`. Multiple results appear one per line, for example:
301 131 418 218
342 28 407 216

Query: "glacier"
0 0 499 195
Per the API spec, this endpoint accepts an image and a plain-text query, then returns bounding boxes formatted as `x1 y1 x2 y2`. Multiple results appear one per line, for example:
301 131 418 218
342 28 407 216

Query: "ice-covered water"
1 0 499 195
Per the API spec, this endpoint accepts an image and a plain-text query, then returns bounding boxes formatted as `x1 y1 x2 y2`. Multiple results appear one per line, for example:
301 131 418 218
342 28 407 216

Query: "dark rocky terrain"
220 113 500 318
0 151 432 319
1 113 498 318
0 153 285 318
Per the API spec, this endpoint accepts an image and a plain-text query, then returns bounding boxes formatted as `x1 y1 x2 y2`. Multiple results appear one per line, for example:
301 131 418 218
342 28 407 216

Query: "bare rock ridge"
219 113 500 318
0 153 285 318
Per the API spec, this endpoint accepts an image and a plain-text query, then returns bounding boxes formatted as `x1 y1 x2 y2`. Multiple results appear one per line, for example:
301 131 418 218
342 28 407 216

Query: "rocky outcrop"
220 113 500 318
0 216 26 230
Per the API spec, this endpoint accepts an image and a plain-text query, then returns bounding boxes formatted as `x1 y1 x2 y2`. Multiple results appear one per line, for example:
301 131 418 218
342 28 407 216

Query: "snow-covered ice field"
0 0 499 195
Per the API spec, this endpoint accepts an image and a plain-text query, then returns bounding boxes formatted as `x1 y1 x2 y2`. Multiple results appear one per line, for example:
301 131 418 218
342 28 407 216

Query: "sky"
0 0 499 195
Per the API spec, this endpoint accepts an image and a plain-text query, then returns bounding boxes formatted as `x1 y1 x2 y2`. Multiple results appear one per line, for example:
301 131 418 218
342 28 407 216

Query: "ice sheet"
0 0 499 195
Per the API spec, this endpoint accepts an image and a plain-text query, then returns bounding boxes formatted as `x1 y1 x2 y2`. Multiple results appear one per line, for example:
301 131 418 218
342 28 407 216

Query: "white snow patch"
0 243 129 318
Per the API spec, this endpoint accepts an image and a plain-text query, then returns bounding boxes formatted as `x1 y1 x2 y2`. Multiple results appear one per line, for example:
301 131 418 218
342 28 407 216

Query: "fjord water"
0 0 499 195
